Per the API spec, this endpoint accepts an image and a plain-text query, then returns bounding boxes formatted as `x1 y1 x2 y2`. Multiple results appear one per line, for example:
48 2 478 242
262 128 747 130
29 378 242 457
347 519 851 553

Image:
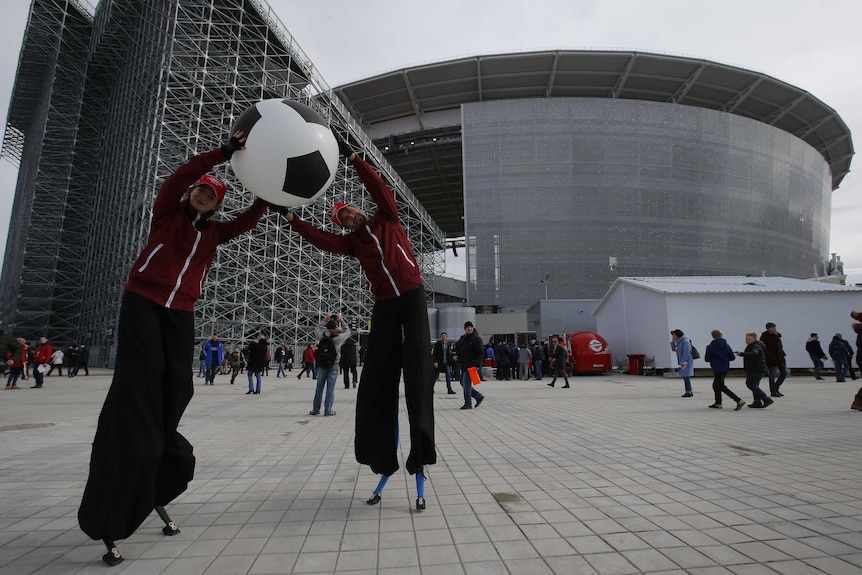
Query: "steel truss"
1 0 445 365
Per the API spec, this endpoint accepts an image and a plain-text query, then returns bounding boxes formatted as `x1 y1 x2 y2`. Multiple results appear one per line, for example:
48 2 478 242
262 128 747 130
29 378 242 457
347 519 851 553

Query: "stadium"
334 51 853 308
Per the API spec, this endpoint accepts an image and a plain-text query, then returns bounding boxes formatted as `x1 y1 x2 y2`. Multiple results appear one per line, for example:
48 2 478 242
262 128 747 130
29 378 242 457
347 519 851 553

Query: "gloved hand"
220 130 246 159
331 128 353 158
263 201 291 216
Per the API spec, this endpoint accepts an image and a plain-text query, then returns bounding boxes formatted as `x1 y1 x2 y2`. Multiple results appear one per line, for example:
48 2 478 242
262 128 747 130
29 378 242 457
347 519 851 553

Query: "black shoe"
762 397 774 408
309 410 320 415
366 493 381 505
547 383 554 387
837 378 846 382
102 547 123 566
460 405 472 410
30 385 42 389
447 390 456 394
475 396 484 408
562 384 570 388
246 390 253 394
416 497 426 510
681 393 693 397
775 392 784 397
162 522 180 536
253 391 260 394
815 376 824 380
749 402 765 408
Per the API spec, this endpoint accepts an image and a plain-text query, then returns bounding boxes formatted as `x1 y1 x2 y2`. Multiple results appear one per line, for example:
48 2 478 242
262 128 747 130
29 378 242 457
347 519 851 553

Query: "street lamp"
540 274 550 300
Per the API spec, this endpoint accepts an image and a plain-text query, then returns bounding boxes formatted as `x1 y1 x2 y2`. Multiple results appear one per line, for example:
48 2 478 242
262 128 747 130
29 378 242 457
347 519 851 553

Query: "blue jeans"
313 366 338 413
461 370 483 407
276 360 286 377
833 357 849 380
205 362 218 383
767 365 787 393
682 376 692 394
745 372 767 401
534 360 543 380
437 363 452 389
247 370 261 393
810 354 824 377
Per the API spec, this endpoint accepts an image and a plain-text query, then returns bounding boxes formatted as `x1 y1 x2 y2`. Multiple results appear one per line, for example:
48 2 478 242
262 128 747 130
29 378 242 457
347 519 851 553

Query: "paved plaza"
1 368 861 574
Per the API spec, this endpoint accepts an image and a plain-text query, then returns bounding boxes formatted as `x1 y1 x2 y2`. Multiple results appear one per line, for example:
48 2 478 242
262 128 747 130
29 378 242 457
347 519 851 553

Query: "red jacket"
35 343 53 364
303 347 316 364
289 156 423 301
124 149 267 311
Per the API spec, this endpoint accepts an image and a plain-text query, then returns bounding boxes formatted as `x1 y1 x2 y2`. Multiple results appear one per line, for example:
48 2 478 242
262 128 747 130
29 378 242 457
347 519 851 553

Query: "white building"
594 277 862 371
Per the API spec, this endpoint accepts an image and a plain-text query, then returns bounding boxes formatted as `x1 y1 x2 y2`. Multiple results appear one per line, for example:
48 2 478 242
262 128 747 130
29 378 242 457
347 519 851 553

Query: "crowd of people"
1 332 91 389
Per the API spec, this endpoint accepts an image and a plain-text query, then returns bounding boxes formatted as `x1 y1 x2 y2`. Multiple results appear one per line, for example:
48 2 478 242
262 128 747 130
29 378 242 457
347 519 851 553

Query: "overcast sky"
1 0 860 284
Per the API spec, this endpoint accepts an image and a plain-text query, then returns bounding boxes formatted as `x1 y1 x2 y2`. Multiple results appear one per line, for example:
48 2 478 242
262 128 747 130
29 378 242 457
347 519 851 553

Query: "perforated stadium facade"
334 51 854 307
0 0 444 363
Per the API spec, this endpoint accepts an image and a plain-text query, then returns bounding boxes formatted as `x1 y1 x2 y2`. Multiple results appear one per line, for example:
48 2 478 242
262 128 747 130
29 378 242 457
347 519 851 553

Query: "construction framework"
0 0 445 365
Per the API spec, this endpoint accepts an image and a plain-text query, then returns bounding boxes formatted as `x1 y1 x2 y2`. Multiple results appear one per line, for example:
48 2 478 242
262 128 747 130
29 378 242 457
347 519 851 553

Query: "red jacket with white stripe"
124 149 267 312
288 155 423 301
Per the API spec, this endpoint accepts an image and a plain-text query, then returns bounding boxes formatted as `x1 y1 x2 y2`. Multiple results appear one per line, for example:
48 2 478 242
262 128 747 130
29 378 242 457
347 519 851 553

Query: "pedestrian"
285 346 294 372
805 333 827 380
298 344 315 379
66 345 80 377
340 337 358 389
670 329 694 397
829 333 851 382
532 342 545 380
78 345 90 376
842 334 858 380
547 339 570 388
246 333 268 395
1 331 23 389
78 129 269 566
454 321 485 409
275 342 288 377
202 335 223 385
518 343 531 381
432 332 455 394
31 337 52 388
850 311 862 411
309 314 350 415
280 134 435 507
704 330 745 410
228 346 242 384
196 346 206 377
508 341 519 380
735 332 774 408
48 347 64 376
495 339 510 380
760 322 787 397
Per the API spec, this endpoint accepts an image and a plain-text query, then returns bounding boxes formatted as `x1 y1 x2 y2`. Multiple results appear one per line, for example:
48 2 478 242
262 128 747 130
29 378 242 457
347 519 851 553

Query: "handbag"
690 343 700 360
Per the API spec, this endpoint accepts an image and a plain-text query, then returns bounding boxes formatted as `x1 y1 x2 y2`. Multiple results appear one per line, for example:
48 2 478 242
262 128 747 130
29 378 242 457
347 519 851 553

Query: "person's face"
671 332 678 341
40 337 46 344
465 326 474 335
189 185 220 213
745 334 755 344
338 205 367 230
768 326 777 334
330 327 342 337
440 334 447 342
211 335 218 341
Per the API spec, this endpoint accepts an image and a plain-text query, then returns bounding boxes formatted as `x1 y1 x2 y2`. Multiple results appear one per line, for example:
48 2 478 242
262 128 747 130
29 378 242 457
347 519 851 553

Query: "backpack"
316 336 337 369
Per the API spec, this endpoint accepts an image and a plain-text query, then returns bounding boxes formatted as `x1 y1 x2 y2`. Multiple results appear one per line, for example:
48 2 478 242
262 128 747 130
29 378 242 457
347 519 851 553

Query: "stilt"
415 467 426 510
155 505 181 536
366 474 389 505
102 539 123 566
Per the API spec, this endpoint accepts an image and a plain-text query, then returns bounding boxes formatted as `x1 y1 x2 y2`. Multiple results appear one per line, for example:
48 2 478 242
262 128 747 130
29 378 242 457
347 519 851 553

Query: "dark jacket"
124 148 267 312
431 339 449 366
532 345 546 362
759 331 786 368
0 331 22 365
246 338 269 372
288 155 422 301
456 331 484 369
805 338 827 358
704 338 735 373
829 336 850 361
740 341 767 374
339 338 358 367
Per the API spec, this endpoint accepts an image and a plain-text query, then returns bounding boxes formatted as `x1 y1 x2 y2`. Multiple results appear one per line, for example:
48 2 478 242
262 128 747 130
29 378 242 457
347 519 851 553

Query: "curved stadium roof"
334 50 854 236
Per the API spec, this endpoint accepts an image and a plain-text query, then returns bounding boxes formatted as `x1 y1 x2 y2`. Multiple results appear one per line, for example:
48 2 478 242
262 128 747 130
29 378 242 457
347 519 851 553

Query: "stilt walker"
77 131 270 565
365 422 427 509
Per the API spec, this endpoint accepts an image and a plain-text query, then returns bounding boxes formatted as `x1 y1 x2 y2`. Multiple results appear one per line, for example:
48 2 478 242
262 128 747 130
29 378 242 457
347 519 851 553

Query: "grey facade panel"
463 98 831 306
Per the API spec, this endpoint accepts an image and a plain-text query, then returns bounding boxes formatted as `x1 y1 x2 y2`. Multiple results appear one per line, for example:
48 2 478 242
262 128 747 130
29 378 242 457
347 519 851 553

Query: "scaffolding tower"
0 0 446 366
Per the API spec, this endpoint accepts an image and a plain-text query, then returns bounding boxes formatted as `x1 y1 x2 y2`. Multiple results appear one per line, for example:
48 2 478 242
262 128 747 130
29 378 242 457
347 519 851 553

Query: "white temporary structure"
594 276 862 370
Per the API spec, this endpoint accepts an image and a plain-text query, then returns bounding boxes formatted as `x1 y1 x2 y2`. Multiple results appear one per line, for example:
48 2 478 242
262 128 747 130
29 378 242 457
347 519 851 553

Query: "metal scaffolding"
0 0 445 365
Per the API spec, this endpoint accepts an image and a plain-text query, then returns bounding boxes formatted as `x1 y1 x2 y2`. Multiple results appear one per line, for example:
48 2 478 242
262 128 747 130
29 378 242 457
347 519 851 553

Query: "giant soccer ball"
230 99 339 207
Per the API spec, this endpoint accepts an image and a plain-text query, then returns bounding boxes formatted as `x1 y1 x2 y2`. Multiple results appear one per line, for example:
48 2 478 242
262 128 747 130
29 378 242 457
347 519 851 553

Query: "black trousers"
78 291 196 541
355 285 436 476
712 372 741 404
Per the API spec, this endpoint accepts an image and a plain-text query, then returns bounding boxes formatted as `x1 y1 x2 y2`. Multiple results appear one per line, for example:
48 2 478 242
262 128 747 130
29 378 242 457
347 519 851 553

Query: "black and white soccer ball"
230 99 339 207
